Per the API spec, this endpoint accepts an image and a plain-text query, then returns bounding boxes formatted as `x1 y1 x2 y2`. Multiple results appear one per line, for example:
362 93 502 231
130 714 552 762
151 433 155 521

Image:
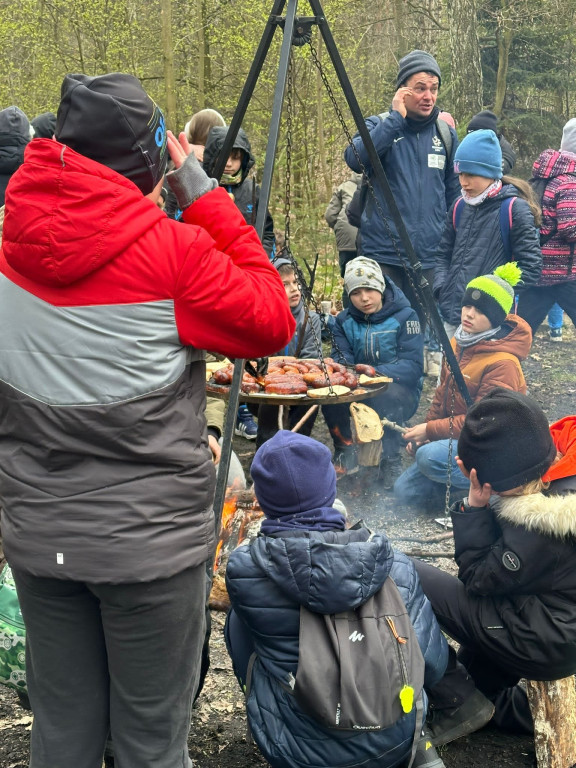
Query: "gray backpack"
292 575 425 733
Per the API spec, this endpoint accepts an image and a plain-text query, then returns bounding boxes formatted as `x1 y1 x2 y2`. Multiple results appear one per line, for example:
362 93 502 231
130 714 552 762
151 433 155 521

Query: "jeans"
394 440 469 508
547 302 564 330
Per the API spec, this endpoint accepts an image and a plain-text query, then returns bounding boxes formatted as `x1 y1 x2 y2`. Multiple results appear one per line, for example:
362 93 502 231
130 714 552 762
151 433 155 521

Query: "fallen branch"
393 532 453 544
404 549 455 559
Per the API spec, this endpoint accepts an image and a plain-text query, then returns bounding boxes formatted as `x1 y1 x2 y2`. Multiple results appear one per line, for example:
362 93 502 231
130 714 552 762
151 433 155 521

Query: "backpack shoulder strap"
499 196 516 261
452 197 464 231
435 119 453 159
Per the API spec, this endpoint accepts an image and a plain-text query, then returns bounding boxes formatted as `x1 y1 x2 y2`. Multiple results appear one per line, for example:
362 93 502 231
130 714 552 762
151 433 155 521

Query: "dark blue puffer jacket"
433 185 542 326
332 279 423 391
344 109 460 270
225 527 448 768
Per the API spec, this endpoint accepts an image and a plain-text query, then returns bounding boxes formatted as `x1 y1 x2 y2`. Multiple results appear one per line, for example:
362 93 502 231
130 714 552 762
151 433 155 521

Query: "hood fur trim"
496 492 576 538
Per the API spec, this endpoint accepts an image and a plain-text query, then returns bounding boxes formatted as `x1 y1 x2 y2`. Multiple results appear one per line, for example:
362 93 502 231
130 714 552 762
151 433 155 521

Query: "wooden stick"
291 404 319 433
393 532 454 544
404 549 455 558
277 404 284 431
381 417 408 434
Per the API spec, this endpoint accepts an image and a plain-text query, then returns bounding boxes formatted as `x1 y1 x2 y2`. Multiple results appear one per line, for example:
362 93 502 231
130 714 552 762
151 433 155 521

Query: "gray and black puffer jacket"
434 184 542 326
202 126 276 257
226 527 448 768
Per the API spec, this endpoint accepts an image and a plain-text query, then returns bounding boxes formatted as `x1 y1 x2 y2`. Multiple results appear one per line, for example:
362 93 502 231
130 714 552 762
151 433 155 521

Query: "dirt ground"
1 319 575 767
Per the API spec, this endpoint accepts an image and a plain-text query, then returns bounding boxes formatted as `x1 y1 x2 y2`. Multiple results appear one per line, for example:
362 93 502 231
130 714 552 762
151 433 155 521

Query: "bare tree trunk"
160 0 177 128
493 7 514 117
526 677 576 768
195 0 206 108
446 0 483 120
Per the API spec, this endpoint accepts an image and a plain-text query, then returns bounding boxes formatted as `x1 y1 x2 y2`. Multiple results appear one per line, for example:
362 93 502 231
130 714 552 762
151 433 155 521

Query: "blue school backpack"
452 195 516 261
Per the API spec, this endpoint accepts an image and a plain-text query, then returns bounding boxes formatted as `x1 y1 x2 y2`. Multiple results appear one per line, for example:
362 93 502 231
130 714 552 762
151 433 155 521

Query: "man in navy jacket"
344 50 460 329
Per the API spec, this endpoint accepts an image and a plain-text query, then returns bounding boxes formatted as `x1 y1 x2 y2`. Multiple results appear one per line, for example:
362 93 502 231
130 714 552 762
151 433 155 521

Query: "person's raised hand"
167 130 192 170
403 422 427 445
392 87 413 118
456 458 492 507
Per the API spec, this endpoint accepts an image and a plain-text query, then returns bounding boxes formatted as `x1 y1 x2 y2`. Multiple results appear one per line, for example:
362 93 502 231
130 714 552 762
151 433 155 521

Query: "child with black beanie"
412 388 576 744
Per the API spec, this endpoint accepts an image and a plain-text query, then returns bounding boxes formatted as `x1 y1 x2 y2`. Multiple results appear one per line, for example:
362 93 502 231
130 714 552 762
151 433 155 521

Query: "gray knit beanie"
344 257 386 295
396 50 441 88
561 118 576 154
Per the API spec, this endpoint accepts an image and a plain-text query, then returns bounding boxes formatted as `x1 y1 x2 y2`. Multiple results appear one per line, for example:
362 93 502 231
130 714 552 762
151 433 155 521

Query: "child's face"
458 172 494 197
282 272 302 308
349 288 383 315
225 151 243 176
461 304 492 334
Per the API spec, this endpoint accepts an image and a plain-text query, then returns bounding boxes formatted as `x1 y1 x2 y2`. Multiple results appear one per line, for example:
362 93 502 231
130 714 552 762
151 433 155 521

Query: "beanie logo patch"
471 289 482 301
502 551 521 571
454 160 461 173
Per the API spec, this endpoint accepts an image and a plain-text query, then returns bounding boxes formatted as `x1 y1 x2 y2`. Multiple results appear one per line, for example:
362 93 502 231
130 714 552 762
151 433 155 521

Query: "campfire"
209 486 263 611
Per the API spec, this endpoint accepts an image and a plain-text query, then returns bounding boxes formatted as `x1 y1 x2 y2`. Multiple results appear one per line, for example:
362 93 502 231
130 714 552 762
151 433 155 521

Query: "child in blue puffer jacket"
224 430 448 768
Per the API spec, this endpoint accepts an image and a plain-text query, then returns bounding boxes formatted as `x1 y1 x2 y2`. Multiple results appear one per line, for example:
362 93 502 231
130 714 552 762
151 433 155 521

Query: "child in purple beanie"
224 430 448 768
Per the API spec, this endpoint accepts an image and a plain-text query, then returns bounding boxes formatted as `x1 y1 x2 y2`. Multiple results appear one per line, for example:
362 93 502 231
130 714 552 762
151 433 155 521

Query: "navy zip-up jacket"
344 109 460 270
331 279 423 392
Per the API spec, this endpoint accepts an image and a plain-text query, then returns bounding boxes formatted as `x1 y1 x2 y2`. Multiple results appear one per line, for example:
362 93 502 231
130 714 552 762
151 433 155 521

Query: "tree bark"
493 4 514 118
160 0 177 128
446 0 483 120
525 677 576 768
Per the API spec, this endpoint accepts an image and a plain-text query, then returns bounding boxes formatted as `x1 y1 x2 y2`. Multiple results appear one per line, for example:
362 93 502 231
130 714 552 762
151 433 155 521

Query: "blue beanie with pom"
454 129 502 180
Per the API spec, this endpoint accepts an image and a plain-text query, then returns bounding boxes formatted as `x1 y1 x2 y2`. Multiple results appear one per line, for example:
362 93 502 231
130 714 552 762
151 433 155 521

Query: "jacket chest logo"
431 135 443 152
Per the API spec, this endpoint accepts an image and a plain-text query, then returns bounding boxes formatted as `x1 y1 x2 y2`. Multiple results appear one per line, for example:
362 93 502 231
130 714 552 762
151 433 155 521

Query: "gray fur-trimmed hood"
496 492 576 538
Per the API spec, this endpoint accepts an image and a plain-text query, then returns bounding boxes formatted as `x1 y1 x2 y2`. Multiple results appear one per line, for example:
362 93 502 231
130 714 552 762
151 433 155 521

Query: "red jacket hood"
542 416 576 483
2 139 166 286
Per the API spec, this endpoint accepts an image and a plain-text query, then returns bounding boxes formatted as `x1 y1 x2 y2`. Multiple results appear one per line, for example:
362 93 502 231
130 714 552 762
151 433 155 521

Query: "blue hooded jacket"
344 109 460 270
226 527 448 768
332 279 423 391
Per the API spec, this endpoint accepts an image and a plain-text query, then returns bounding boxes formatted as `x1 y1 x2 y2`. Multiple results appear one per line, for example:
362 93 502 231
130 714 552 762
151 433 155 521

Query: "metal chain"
444 376 457 518
282 51 294 254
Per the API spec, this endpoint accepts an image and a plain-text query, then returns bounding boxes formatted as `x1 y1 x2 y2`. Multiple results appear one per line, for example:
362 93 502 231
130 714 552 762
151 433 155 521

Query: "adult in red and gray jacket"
517 119 576 334
0 73 294 768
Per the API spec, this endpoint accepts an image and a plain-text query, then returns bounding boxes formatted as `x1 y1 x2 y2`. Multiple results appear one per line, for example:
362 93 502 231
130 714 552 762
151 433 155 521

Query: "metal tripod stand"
212 0 472 533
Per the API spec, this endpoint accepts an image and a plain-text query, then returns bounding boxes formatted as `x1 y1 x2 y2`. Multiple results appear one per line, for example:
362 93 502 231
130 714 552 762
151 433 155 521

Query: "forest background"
1 0 574 297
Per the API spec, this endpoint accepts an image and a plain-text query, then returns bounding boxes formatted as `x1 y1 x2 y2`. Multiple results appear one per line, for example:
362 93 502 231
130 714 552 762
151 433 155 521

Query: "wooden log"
525 677 576 768
350 402 383 467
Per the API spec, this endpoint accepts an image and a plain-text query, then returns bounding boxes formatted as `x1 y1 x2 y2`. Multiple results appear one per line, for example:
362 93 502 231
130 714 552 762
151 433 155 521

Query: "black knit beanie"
55 73 168 195
467 110 498 134
396 50 441 88
457 388 556 492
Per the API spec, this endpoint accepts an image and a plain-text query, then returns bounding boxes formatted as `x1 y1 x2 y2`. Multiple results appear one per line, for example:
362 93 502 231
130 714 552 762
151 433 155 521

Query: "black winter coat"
434 184 542 326
452 489 576 680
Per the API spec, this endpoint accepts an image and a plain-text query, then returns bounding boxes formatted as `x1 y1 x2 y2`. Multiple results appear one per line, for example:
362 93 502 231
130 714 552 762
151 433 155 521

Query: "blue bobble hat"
454 129 502 180
55 73 168 195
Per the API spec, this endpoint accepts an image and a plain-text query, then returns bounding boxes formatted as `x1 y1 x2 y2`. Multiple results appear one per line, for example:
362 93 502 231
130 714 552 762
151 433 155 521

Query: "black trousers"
516 280 576 335
413 559 533 734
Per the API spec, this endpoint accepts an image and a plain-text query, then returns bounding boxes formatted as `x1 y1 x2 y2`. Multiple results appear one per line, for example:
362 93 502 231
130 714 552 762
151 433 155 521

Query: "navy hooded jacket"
331 279 423 391
226 527 448 768
344 109 460 270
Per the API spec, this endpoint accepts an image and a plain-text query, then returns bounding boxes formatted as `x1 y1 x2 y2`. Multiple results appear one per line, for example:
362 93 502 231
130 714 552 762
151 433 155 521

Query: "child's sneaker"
549 327 563 342
235 406 258 440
